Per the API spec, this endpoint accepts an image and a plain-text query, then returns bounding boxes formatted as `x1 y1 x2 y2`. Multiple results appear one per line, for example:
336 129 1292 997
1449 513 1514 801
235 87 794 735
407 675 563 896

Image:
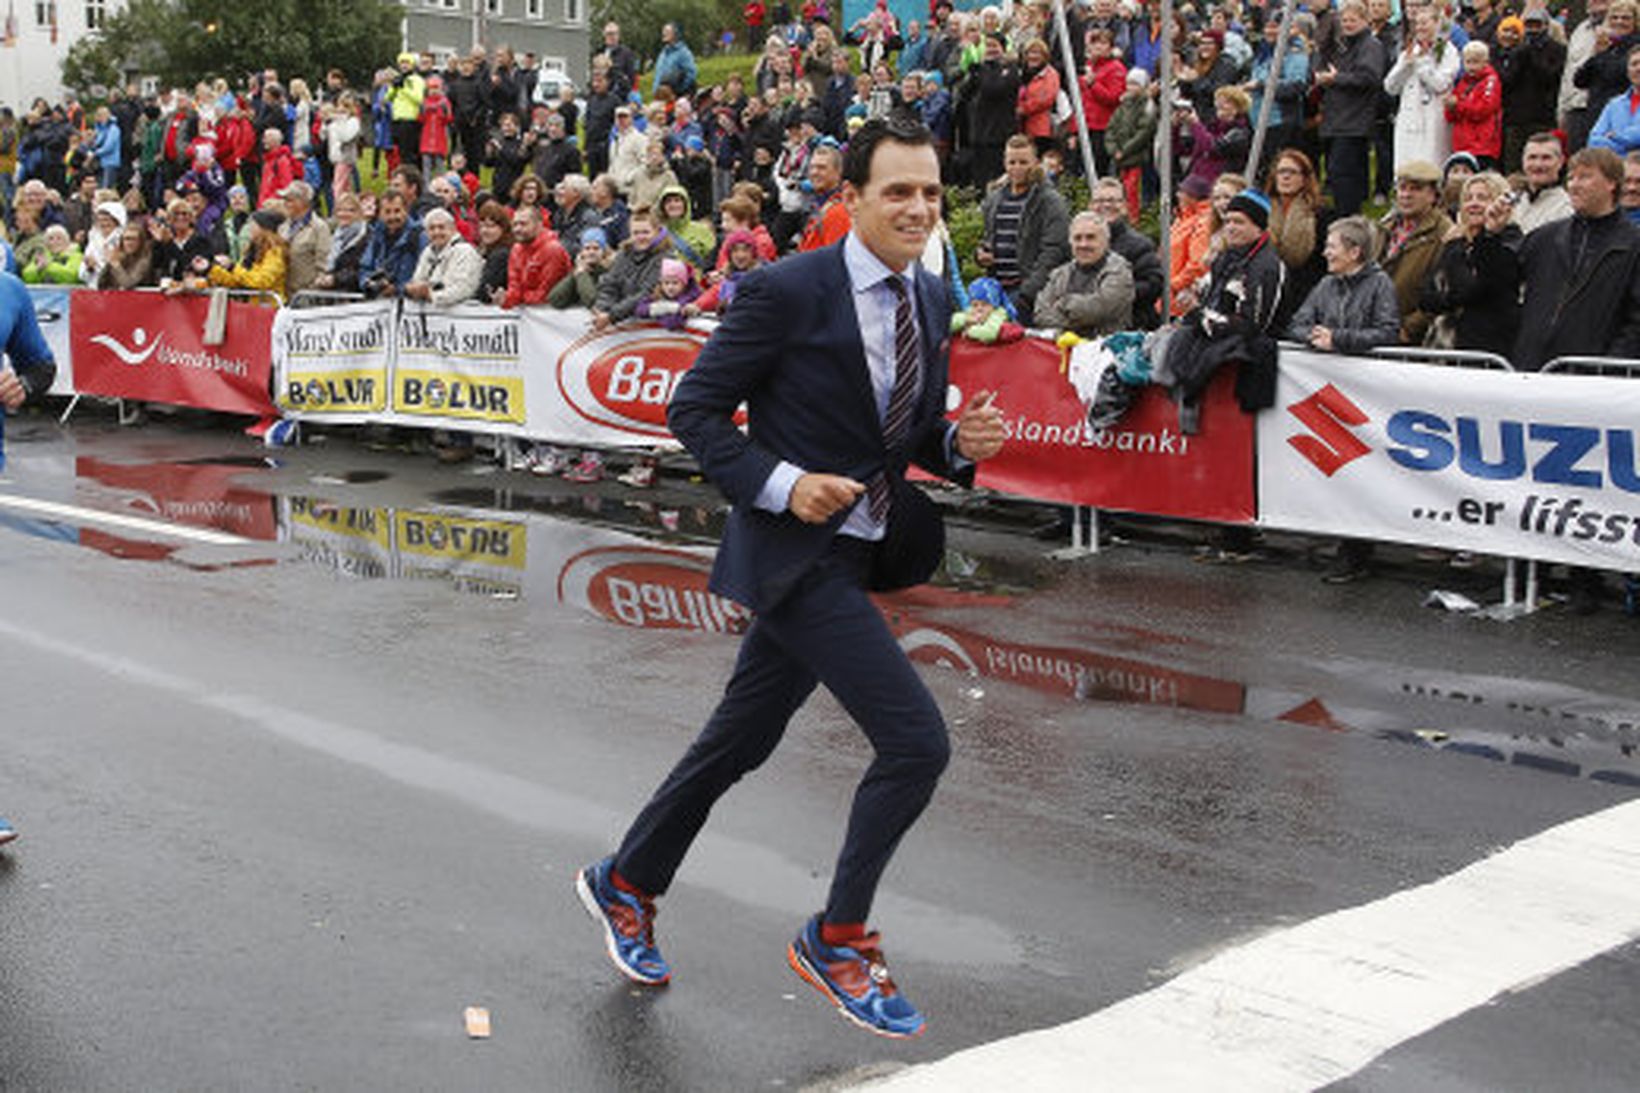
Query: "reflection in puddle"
4 452 1638 790
431 485 727 544
309 469 392 485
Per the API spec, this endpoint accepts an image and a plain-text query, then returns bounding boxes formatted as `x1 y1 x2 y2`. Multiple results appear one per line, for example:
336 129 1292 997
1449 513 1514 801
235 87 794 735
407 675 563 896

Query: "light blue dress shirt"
753 231 959 542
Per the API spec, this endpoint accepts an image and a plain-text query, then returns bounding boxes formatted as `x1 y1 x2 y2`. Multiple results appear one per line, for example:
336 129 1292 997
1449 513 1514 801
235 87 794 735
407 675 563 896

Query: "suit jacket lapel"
828 243 881 436
913 267 948 424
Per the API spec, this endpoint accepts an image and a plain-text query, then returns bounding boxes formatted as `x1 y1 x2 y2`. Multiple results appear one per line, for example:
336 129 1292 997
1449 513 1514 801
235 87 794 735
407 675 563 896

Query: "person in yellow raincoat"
204 207 288 303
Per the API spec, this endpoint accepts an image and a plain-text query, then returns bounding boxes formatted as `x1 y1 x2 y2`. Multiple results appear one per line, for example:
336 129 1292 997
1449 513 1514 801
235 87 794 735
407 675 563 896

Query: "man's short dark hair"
392 164 423 194
842 112 935 189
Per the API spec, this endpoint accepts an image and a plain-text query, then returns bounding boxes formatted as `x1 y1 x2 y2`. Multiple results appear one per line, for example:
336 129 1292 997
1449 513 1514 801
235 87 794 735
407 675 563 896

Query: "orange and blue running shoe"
575 857 671 985
788 914 925 1038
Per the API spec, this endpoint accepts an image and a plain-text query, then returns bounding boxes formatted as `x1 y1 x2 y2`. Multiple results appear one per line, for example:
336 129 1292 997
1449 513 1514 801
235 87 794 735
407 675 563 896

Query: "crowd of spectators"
2 0 1639 579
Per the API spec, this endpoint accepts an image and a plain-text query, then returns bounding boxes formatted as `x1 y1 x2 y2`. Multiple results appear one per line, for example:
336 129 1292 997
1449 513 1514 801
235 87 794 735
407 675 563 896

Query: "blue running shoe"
0 816 15 846
575 857 670 985
788 914 925 1038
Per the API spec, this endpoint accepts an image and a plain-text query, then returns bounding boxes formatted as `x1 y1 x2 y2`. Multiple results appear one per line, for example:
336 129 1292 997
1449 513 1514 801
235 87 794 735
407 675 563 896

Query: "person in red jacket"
1016 37 1062 155
1446 41 1503 169
216 102 255 189
1079 29 1127 179
257 129 298 208
419 75 454 179
796 143 851 251
503 203 571 307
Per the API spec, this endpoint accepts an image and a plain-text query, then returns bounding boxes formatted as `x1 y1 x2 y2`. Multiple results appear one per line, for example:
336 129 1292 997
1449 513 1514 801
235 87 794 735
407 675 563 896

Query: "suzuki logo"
1287 384 1371 476
89 327 163 366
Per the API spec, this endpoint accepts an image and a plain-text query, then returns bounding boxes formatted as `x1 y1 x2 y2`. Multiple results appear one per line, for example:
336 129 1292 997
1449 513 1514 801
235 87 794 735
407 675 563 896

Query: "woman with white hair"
79 201 127 287
1445 40 1503 169
22 225 82 284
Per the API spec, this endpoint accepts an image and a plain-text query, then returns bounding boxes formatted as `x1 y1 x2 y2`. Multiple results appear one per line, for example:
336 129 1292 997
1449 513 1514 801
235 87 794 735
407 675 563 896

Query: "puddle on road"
309 469 392 485
4 451 1639 789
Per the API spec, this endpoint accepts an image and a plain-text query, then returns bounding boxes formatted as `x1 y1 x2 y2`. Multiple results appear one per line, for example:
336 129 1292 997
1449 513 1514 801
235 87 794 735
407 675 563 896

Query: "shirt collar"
843 229 915 297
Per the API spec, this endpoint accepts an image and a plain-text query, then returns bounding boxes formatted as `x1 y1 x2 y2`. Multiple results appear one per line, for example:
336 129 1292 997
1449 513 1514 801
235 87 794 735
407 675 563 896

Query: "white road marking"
0 493 251 546
866 798 1640 1091
0 618 1022 965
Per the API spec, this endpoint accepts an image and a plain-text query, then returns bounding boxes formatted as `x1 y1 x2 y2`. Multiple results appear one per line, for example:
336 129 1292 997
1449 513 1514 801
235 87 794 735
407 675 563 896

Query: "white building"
0 0 118 107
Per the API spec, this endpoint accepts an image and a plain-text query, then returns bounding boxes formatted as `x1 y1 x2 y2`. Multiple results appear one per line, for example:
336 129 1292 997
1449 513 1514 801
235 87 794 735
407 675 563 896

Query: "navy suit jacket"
668 241 973 612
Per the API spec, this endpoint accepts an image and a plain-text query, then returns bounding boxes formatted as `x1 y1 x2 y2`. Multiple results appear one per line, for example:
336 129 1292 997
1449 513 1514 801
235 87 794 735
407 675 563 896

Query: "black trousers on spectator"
1371 119 1395 198
392 120 420 172
1564 107 1595 155
585 139 610 181
1327 135 1370 217
457 123 487 168
613 536 950 926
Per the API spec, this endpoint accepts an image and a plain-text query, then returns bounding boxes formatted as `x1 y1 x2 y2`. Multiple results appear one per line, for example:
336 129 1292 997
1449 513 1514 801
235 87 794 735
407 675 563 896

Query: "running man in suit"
577 113 1007 1039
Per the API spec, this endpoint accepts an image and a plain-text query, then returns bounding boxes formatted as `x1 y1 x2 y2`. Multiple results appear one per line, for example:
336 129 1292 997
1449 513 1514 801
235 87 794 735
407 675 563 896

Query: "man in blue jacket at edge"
575 113 1007 1039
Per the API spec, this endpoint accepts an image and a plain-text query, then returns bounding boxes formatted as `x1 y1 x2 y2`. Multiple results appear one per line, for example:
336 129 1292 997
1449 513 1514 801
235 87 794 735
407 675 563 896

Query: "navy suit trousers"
614 535 950 925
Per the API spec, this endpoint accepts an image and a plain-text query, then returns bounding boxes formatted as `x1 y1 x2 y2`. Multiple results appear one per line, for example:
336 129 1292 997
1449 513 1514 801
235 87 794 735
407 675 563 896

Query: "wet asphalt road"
2 410 1638 1091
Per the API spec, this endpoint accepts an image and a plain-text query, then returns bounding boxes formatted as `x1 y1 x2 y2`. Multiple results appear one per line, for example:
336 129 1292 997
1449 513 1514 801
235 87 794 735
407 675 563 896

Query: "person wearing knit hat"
691 227 764 315
636 254 699 330
1498 9 1567 171
951 275 1025 344
547 224 613 310
1160 176 1286 434
1225 188 1271 231
206 205 289 302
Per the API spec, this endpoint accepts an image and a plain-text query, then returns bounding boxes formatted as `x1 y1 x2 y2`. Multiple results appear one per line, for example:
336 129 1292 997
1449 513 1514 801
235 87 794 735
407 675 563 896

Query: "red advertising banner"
70 291 278 415
946 337 1255 522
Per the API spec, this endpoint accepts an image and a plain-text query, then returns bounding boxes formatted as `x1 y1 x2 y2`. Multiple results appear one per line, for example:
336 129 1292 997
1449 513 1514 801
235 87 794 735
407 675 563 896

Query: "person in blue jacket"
92 105 122 190
652 22 698 97
0 268 58 849
356 190 427 297
1589 45 1640 155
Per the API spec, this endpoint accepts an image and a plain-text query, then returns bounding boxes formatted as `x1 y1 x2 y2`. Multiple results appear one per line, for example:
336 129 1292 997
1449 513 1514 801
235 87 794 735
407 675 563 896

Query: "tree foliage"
590 0 750 66
63 0 402 96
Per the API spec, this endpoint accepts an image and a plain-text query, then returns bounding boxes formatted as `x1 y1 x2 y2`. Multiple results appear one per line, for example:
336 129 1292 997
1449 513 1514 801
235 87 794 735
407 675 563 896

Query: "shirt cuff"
945 421 973 472
755 460 806 514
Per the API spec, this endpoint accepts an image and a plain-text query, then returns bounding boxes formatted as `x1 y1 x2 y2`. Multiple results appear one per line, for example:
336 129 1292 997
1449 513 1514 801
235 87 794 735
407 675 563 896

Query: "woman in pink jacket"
1445 41 1503 168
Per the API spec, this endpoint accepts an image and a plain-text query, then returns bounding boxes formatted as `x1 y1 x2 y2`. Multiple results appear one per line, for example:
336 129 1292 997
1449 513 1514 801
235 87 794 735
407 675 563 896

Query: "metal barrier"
288 290 368 309
129 285 284 308
1368 345 1515 371
1541 356 1640 378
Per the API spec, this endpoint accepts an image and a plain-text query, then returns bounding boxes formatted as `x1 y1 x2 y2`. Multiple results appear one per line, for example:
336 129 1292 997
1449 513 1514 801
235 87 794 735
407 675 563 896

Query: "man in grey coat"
1034 212 1135 337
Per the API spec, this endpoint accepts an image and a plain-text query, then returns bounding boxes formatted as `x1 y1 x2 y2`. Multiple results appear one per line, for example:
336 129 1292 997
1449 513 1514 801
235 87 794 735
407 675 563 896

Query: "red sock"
820 920 867 947
609 867 649 899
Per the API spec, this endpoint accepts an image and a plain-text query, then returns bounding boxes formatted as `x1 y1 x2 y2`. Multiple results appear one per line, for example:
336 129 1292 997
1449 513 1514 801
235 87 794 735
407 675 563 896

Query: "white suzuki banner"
1260 349 1640 571
271 302 702 449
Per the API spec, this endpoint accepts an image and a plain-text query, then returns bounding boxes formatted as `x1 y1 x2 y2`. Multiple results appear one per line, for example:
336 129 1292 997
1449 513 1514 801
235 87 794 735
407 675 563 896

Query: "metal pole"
1158 0 1174 319
1052 0 1099 184
1246 0 1300 187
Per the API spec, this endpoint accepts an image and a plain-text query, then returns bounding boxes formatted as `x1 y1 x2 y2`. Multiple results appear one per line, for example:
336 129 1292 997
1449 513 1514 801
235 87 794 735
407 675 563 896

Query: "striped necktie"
867 274 922 523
